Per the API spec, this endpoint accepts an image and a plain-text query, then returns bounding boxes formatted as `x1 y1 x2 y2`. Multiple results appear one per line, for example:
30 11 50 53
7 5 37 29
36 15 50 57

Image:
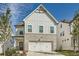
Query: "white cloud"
8 3 34 24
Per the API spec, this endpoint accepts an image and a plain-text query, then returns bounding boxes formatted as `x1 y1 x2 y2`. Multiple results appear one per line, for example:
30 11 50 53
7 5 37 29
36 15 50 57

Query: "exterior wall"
25 12 57 34
24 33 57 51
24 9 58 51
57 22 73 50
56 22 62 50
70 22 73 33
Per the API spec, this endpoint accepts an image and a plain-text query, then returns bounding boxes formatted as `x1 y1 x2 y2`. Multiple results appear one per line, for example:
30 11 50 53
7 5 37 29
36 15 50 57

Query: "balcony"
15 30 24 37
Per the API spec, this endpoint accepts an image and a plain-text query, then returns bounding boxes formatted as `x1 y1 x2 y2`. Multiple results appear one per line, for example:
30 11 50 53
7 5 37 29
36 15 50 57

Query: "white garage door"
28 42 52 52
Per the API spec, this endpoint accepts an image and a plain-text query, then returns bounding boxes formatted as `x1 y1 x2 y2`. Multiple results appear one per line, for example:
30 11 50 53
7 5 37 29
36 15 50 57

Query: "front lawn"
57 50 79 56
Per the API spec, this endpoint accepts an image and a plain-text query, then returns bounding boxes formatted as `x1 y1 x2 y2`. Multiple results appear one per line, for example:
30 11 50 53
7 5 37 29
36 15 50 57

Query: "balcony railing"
15 30 24 36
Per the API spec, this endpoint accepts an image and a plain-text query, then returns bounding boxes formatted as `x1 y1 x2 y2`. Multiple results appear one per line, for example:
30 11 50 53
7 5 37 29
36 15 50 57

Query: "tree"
71 12 79 52
0 8 12 55
71 26 77 52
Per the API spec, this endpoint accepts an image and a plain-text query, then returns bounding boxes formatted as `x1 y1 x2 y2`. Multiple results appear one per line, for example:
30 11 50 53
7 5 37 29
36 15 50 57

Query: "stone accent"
24 33 57 51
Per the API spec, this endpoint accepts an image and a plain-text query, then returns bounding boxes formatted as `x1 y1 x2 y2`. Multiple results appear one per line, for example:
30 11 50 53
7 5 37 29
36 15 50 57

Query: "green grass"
57 50 79 56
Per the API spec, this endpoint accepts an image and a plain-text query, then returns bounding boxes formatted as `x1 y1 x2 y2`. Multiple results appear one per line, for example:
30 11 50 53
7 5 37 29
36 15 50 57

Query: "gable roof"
23 4 59 24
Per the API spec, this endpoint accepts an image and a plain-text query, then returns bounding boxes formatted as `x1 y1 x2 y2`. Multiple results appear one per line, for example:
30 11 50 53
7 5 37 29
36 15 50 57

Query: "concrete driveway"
27 51 65 56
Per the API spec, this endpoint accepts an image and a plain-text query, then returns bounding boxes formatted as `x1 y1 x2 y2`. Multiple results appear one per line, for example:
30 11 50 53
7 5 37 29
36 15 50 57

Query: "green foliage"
71 11 79 51
57 50 79 56
4 48 26 56
72 15 79 36
0 53 4 56
59 46 62 51
0 8 11 41
5 48 16 56
0 8 12 55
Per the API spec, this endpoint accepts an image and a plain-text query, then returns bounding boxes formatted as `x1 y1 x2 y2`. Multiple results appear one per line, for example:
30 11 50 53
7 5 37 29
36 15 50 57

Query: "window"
63 31 64 36
62 40 64 42
67 39 69 41
60 24 62 28
50 26 54 33
39 26 43 33
19 31 23 35
60 33 62 36
28 25 32 32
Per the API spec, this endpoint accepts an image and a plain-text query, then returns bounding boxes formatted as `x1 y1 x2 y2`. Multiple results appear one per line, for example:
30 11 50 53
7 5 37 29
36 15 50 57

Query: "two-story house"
15 22 24 50
14 4 59 52
14 4 78 52
58 19 79 51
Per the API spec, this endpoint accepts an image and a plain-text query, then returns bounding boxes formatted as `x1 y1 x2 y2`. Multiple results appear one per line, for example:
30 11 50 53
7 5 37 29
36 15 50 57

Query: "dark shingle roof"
15 21 24 26
60 19 71 23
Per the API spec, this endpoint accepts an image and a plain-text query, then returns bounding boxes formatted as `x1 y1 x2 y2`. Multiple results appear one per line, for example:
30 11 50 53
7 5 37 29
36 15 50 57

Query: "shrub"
5 48 16 56
5 48 26 56
0 53 4 56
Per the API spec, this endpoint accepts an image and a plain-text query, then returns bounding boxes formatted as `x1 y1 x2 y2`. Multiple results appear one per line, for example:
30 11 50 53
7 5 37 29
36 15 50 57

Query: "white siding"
25 12 56 34
57 22 73 50
70 23 73 33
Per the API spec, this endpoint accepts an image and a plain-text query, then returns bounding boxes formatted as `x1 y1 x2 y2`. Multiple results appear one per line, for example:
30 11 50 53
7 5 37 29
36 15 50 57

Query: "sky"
0 3 79 33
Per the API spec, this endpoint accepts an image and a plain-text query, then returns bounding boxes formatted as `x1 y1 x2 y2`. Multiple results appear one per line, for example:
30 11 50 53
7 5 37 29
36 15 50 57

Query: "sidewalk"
27 51 65 56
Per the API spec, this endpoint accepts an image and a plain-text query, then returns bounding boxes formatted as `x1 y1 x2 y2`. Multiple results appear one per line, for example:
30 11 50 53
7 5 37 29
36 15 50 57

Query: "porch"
15 36 24 51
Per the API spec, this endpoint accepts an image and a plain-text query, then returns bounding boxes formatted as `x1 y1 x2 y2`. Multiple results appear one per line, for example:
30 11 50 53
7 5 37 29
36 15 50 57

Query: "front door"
19 42 24 50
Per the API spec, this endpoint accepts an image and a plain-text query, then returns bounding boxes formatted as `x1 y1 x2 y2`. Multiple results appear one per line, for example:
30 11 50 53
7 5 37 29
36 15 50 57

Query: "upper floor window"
19 31 23 35
67 38 69 40
60 31 64 36
60 33 62 36
60 24 62 28
39 26 43 33
28 25 32 32
50 26 54 33
63 31 64 36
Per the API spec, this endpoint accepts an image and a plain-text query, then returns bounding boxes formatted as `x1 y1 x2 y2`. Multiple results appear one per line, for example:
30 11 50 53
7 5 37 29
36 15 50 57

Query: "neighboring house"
57 20 73 50
14 22 24 50
14 4 77 52
58 20 79 51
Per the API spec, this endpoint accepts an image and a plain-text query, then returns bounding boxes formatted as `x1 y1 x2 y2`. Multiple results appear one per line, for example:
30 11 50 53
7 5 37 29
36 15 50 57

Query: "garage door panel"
29 42 38 51
28 42 52 52
40 42 52 52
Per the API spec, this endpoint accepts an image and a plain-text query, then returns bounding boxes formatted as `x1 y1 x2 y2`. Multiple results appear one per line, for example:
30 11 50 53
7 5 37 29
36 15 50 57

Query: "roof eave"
23 4 59 24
